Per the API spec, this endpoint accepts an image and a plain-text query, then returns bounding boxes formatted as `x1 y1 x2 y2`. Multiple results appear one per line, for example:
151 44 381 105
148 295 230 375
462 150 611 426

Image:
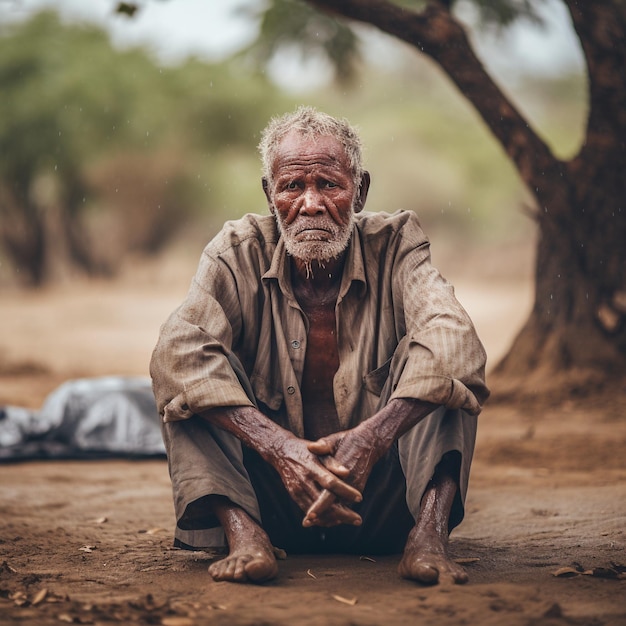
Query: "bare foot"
208 500 278 583
398 523 468 585
399 451 468 585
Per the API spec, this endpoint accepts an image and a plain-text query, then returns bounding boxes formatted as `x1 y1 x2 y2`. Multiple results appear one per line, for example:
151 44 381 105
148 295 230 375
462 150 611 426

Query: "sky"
0 0 585 90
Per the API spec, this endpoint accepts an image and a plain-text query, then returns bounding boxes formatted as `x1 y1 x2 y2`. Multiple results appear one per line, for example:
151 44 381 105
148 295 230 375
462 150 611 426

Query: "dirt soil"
0 252 625 626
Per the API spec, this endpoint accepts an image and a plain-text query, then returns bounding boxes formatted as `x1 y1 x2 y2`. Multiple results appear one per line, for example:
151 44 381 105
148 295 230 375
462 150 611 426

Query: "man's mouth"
294 227 332 240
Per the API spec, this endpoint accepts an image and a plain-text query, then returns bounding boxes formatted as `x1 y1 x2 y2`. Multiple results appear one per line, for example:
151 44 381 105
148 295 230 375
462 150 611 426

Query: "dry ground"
0 249 625 626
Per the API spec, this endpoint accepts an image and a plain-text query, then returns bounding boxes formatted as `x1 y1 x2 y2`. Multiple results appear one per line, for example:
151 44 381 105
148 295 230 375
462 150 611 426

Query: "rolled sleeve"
388 225 489 414
150 250 251 420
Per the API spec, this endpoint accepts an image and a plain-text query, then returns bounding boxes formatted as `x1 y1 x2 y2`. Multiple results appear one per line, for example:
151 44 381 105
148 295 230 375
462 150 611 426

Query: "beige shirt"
150 210 489 437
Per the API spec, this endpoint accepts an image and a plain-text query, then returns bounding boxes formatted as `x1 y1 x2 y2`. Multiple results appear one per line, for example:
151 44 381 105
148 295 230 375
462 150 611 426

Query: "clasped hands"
268 422 387 529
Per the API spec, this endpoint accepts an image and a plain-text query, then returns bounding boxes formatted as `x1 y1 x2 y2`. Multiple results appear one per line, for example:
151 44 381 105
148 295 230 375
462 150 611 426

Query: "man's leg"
206 495 278 582
162 415 279 583
398 450 469 584
397 407 477 585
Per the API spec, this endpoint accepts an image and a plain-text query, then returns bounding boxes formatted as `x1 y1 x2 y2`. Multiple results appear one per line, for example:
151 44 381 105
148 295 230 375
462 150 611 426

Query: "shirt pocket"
362 358 392 397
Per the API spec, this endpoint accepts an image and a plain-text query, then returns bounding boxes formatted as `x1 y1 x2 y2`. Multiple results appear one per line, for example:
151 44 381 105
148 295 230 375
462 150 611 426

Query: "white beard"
276 211 355 265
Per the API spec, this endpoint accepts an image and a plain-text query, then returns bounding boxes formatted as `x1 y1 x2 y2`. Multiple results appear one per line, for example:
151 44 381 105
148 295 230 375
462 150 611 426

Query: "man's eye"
286 181 299 190
323 181 337 188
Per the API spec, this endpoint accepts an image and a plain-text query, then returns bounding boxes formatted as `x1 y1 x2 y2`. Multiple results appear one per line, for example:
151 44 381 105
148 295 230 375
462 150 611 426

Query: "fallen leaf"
58 614 74 623
79 545 96 552
146 528 167 535
90 517 108 524
161 617 194 626
553 567 579 578
455 557 480 565
332 594 357 606
306 569 317 579
32 588 48 606
10 590 28 606
1 561 17 573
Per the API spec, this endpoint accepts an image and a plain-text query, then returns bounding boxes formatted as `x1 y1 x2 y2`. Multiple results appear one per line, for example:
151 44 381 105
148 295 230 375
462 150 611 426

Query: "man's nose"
299 187 325 215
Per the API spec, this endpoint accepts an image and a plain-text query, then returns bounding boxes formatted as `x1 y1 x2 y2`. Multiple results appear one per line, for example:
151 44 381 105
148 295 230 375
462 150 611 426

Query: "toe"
413 563 439 585
452 566 469 585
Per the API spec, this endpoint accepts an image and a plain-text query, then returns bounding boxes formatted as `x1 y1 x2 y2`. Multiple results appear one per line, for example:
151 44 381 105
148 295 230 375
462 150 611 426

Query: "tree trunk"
497 1 626 394
306 0 626 394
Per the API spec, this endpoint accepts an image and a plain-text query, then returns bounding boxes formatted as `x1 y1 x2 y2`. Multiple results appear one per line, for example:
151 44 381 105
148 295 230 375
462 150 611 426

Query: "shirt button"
291 340 301 349
287 386 296 395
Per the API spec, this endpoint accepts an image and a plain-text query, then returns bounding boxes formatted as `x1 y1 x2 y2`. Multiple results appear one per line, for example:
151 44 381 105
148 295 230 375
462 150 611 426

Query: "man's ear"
262 177 275 214
353 171 370 214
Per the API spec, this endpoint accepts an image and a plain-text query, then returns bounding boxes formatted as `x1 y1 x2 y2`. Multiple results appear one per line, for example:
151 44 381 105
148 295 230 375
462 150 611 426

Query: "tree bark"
305 0 626 393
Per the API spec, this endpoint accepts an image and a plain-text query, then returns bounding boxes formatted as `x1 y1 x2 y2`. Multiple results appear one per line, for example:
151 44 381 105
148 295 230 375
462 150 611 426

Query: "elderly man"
150 107 488 585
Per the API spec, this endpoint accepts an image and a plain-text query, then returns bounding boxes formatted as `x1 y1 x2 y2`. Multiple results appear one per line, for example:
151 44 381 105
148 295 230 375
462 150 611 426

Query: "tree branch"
562 1 626 154
305 0 566 200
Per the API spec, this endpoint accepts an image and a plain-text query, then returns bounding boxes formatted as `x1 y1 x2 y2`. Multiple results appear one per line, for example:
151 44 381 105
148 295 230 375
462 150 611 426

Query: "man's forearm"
199 404 291 462
360 397 438 458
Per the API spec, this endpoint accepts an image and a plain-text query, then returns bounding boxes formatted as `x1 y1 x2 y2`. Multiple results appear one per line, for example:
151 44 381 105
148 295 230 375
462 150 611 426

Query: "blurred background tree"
0 10 287 285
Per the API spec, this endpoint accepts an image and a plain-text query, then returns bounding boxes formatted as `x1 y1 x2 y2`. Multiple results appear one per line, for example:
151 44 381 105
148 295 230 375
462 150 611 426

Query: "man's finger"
303 492 362 527
319 455 350 478
307 437 335 455
321 473 362 503
305 489 335 519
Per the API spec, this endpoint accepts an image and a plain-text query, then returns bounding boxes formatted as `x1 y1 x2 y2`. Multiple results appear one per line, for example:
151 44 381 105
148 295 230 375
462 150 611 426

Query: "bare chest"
295 291 341 439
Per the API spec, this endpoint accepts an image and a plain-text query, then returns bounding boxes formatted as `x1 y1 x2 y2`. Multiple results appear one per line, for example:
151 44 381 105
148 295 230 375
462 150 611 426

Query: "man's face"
264 131 359 264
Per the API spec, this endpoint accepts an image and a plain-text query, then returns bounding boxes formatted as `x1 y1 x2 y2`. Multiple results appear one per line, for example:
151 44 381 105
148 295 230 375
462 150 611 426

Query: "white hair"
258 106 364 185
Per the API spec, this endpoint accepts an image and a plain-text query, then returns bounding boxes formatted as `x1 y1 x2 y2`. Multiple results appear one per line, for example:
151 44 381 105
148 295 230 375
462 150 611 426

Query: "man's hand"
264 431 364 526
303 421 387 526
303 399 438 527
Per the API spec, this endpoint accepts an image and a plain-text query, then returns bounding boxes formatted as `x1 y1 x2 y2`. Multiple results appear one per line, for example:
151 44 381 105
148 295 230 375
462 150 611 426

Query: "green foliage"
0 10 289 285
462 0 545 30
239 0 361 83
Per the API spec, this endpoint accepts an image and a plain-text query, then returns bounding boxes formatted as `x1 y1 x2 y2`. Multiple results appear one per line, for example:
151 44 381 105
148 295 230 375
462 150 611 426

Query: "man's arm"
198 404 364 525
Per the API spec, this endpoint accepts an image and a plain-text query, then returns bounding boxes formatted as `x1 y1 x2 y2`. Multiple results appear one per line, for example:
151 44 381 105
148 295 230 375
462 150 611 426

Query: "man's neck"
291 255 345 303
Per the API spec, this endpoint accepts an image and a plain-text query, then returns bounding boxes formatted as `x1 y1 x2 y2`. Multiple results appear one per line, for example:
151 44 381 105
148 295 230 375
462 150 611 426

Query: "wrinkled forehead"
271 130 350 175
